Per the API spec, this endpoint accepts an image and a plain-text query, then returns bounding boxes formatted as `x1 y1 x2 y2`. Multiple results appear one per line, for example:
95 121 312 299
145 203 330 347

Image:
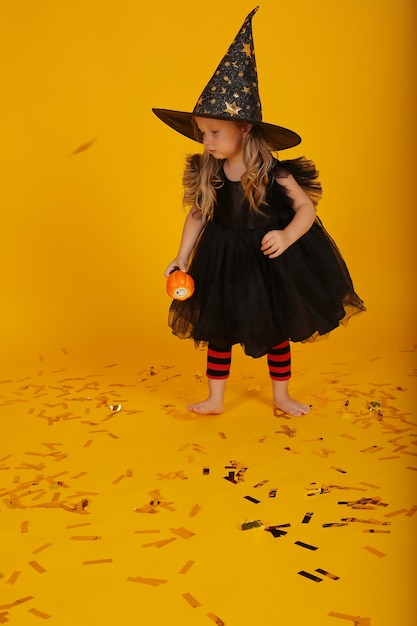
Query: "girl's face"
194 117 251 161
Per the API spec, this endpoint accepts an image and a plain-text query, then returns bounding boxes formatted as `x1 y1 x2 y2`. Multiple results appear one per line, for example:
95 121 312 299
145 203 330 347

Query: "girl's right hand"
164 258 188 277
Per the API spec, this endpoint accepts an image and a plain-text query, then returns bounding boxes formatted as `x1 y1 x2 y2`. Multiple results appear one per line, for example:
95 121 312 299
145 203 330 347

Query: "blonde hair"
183 121 275 221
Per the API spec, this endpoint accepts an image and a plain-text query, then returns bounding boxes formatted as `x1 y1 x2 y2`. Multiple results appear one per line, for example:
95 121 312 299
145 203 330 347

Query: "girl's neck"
223 158 246 182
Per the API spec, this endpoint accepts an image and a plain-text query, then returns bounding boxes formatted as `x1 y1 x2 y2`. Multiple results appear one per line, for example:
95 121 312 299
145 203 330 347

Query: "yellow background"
0 2 416 626
0 0 416 365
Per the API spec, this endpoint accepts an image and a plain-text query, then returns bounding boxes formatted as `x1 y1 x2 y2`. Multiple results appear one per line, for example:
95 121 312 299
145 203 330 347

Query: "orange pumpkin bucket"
166 269 195 301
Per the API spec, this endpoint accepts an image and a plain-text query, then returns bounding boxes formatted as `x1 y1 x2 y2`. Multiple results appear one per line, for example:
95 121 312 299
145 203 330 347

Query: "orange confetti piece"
182 592 202 608
32 543 52 554
65 522 92 529
28 607 51 619
384 508 408 517
70 137 97 155
179 560 195 574
142 538 177 549
127 576 168 586
207 612 226 625
70 536 101 541
189 504 202 517
5 571 21 585
20 520 29 533
169 527 195 539
359 481 380 489
28 561 47 574
363 545 386 557
112 474 126 485
328 612 370 625
0 596 33 609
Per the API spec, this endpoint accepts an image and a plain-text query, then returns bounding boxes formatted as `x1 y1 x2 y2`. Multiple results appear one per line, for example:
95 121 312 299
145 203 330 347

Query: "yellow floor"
1 1 415 624
1 331 416 626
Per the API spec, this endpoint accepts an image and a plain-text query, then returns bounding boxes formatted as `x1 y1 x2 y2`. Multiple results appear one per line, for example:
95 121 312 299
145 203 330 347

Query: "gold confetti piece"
83 440 94 448
126 469 133 478
142 538 177 548
20 520 29 533
134 529 160 535
107 432 119 439
127 576 168 586
32 543 52 554
70 137 97 155
218 432 227 439
182 592 202 608
363 529 390 534
363 545 386 557
207 612 226 625
377 456 401 461
28 607 51 619
83 559 113 565
179 560 195 574
170 527 196 539
5 571 21 585
0 596 34 609
340 433 356 440
28 561 47 574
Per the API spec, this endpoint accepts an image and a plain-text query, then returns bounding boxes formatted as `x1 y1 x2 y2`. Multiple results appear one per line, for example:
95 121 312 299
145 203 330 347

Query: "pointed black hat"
153 7 301 150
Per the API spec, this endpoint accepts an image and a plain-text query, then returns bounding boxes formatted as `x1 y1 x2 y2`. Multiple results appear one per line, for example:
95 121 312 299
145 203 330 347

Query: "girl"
154 8 365 416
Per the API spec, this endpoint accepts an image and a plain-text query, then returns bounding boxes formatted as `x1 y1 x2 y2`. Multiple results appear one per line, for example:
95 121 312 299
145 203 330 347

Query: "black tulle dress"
168 157 365 358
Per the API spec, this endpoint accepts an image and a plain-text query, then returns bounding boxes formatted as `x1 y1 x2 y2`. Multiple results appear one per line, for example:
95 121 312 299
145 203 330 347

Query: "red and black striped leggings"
206 341 291 381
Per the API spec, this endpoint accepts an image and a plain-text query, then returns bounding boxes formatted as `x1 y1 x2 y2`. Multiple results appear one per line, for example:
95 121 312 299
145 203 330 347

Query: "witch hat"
153 7 301 151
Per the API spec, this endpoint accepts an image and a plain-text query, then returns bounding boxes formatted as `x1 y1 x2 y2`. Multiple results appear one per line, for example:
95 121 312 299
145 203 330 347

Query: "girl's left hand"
261 230 291 259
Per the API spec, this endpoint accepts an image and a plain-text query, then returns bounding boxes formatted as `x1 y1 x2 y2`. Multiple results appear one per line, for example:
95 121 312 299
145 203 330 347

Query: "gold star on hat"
153 7 301 151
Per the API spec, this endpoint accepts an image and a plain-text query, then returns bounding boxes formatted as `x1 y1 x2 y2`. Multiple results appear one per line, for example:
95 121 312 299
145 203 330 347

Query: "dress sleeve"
275 157 322 207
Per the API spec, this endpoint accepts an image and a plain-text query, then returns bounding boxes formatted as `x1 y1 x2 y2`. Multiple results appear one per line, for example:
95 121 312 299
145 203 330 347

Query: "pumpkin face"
166 270 195 301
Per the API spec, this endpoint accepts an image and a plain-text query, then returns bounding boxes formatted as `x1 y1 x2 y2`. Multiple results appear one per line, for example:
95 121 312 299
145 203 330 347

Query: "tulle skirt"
168 216 365 358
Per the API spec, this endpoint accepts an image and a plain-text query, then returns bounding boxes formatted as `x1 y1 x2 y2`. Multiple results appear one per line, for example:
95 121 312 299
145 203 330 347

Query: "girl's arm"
261 173 316 259
164 206 205 276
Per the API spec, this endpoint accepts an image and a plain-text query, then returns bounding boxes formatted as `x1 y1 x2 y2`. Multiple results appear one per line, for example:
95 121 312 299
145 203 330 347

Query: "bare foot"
272 379 310 417
188 398 224 415
274 396 310 417
188 378 227 415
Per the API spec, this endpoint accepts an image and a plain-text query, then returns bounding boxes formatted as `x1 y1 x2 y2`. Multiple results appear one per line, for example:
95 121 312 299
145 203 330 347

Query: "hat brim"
152 108 301 151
